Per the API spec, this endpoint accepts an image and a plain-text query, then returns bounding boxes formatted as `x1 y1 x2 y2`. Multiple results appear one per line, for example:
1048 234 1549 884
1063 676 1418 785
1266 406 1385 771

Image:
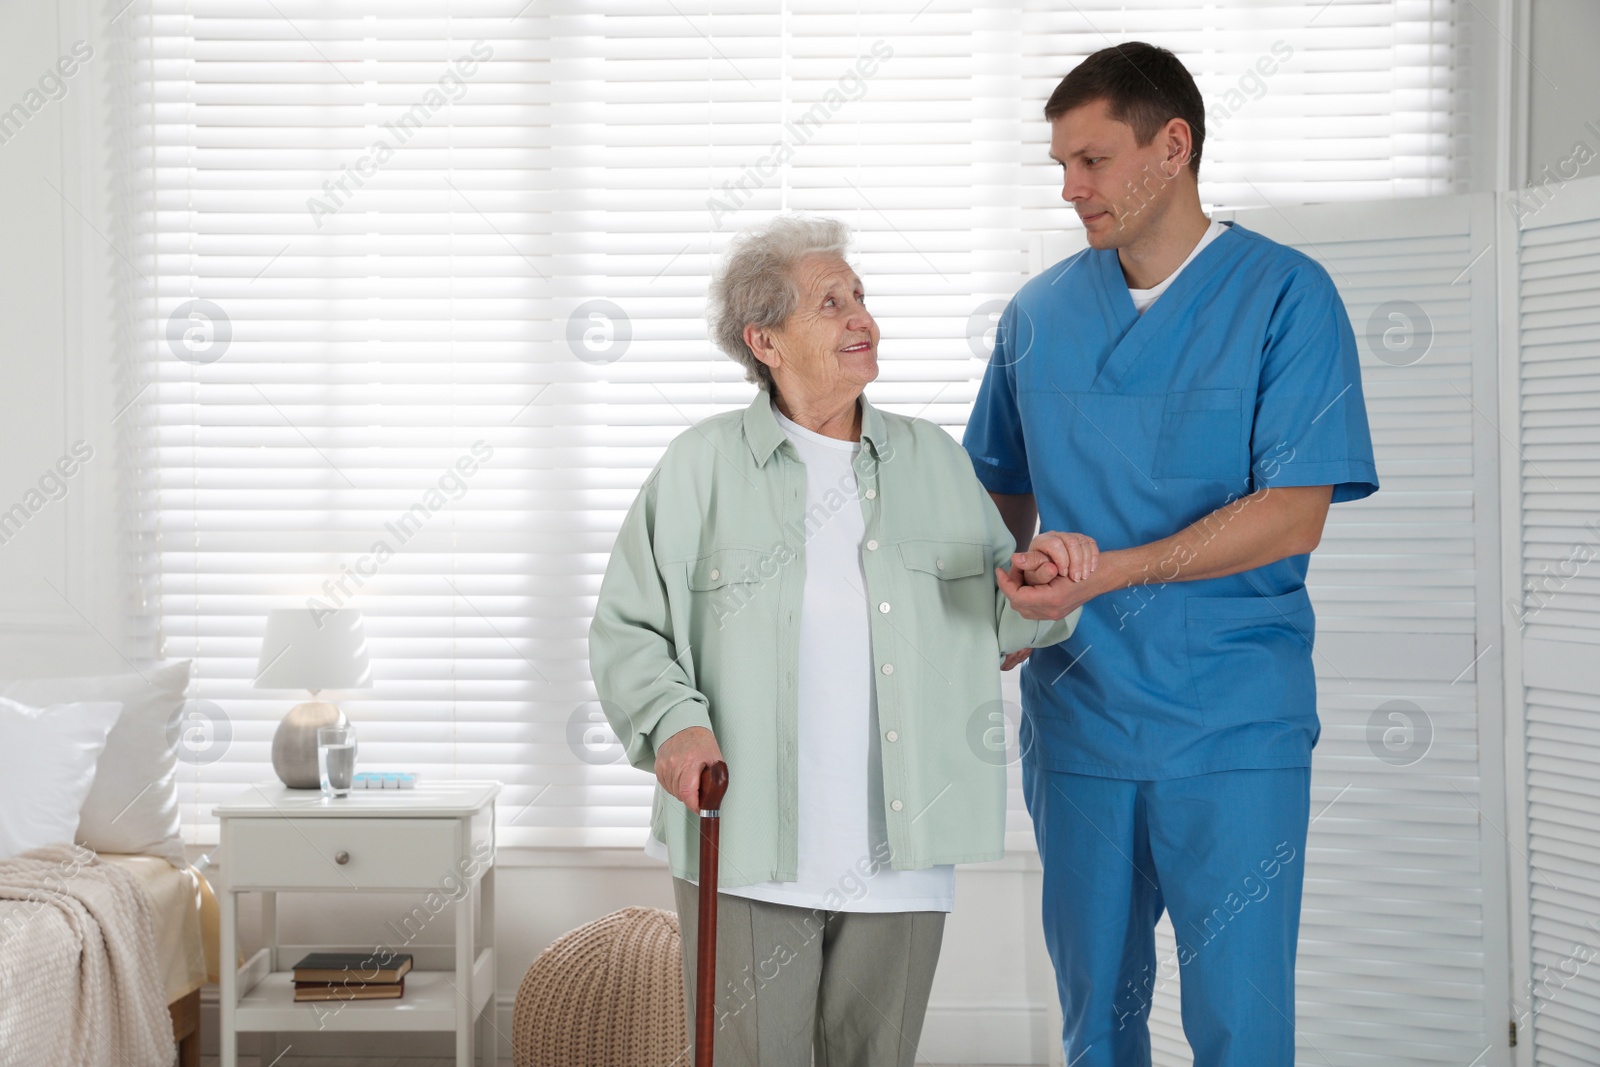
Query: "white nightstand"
214 781 500 1067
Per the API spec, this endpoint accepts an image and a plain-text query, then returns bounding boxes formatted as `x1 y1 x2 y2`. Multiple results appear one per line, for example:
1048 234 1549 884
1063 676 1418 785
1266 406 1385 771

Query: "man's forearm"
1093 485 1333 596
1000 485 1334 621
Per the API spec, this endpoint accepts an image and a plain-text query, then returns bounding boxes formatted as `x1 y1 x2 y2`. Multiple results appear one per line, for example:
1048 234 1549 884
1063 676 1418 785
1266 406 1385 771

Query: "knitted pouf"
512 905 689 1067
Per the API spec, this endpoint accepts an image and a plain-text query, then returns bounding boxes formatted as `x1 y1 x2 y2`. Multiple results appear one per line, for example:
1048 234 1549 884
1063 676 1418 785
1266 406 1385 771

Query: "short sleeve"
963 299 1034 495
1250 273 1379 504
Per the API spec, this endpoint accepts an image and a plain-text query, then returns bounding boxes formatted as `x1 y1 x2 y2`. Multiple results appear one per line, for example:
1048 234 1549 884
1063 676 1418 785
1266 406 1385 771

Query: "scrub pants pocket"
1184 589 1316 728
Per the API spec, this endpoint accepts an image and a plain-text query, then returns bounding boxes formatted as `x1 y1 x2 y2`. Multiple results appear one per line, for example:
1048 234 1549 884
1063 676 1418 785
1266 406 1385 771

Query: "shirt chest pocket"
892 539 996 653
687 547 772 591
685 546 780 633
896 539 987 581
1151 388 1245 482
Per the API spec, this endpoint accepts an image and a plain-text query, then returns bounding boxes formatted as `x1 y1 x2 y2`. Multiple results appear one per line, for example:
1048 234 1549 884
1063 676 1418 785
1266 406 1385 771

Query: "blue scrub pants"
1022 761 1310 1067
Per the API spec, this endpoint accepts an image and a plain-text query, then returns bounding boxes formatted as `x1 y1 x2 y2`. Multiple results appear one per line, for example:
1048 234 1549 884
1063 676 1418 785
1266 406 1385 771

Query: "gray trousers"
671 878 945 1067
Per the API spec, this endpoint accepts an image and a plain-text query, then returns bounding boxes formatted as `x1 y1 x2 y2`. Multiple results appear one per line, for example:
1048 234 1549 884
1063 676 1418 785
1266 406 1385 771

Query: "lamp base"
271 701 347 789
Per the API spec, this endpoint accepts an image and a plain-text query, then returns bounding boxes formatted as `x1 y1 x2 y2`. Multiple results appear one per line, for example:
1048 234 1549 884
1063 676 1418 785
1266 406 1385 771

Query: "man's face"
1048 98 1189 250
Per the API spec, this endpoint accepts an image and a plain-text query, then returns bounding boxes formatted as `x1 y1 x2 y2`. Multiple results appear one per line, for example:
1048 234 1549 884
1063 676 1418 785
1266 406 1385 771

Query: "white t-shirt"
647 408 954 913
1127 217 1226 314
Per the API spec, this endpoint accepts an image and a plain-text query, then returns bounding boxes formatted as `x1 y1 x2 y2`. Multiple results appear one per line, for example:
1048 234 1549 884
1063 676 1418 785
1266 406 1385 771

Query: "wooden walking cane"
695 760 730 1067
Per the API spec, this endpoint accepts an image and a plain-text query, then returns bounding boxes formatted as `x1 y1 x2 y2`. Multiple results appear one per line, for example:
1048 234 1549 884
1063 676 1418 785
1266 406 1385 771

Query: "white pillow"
1 661 193 866
0 697 123 860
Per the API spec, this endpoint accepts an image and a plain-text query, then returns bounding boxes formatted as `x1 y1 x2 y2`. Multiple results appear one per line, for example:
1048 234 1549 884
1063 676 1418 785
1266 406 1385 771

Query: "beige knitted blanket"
0 843 176 1067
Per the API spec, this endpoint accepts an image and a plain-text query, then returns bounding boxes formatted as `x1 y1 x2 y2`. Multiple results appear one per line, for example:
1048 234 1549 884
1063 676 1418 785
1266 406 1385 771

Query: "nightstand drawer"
226 818 459 889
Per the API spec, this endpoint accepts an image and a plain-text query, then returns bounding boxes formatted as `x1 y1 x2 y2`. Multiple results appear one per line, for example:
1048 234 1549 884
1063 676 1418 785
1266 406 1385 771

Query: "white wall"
0 0 127 678
1525 0 1600 189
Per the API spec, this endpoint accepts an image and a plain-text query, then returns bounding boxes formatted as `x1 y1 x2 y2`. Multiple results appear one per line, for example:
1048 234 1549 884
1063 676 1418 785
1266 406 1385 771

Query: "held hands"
996 532 1102 623
1015 532 1099 585
654 725 724 813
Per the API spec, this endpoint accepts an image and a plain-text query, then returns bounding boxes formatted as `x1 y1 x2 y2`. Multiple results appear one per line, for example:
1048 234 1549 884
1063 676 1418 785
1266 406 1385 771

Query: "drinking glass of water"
317 725 357 798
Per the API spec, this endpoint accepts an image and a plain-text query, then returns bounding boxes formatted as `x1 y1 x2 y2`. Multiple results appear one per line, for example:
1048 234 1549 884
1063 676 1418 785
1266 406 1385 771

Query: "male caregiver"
968 42 1379 1067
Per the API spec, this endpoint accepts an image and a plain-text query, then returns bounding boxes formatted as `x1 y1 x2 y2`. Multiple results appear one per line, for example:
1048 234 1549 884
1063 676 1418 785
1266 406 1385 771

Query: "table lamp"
255 608 372 788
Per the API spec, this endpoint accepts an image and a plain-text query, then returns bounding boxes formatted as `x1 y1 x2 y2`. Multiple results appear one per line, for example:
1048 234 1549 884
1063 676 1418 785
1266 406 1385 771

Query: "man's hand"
654 726 723 813
1015 532 1098 584
998 561 1106 621
998 533 1098 662
996 532 1102 620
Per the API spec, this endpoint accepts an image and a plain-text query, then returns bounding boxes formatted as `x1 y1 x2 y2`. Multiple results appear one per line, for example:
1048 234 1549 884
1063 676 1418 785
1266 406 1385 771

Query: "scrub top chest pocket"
1152 388 1245 482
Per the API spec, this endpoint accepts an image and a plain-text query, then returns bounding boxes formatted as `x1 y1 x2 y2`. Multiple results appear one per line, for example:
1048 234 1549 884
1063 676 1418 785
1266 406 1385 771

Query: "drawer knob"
334 851 350 865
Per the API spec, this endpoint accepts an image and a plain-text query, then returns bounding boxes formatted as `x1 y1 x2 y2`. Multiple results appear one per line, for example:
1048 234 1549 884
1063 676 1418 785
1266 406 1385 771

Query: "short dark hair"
1043 42 1205 177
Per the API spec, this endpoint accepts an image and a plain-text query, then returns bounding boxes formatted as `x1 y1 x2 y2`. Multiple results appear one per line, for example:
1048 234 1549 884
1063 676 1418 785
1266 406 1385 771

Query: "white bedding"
99 852 209 1004
0 844 177 1067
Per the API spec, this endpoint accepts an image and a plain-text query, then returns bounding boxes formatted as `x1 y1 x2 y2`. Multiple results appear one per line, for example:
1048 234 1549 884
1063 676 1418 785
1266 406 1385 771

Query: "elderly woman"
588 215 1087 1067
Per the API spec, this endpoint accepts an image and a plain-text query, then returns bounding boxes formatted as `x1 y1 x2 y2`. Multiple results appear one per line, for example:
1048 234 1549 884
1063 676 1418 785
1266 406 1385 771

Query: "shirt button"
865 488 877 500
890 799 904 812
709 569 720 581
866 539 879 551
885 730 899 742
881 663 894 675
935 560 945 571
878 602 891 614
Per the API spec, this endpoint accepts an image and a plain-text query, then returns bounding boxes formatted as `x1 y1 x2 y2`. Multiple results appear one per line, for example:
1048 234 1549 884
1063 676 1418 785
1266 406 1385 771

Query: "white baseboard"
919 1002 1057 1065
198 991 1054 1065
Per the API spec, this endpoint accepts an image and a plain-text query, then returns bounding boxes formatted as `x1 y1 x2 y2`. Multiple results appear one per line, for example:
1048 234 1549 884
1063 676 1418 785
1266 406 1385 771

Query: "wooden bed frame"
170 989 200 1067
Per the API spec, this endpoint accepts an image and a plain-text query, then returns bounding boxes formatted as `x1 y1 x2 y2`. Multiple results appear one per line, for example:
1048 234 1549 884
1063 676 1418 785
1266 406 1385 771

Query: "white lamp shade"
255 608 372 691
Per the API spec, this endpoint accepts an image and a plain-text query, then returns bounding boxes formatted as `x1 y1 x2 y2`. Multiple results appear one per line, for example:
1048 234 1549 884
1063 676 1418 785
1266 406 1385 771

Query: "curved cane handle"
698 760 729 815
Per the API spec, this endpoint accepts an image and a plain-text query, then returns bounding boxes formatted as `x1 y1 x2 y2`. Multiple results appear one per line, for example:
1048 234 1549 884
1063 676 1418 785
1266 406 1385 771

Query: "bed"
0 661 218 1067
0 846 220 1067
101 853 221 1067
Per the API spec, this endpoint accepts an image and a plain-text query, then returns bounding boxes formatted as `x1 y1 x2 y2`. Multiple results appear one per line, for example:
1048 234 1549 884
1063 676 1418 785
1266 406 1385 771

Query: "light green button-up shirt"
588 390 1079 886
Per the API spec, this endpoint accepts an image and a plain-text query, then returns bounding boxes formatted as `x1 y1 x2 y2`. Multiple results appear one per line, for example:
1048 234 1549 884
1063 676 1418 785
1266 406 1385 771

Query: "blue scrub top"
964 220 1378 779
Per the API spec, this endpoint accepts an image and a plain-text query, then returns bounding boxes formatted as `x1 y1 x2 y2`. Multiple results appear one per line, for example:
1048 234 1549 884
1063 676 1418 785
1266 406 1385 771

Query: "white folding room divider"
1502 172 1600 1067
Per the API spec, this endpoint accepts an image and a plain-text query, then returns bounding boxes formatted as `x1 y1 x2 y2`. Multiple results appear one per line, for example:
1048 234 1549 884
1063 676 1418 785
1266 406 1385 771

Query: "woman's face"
756 253 879 402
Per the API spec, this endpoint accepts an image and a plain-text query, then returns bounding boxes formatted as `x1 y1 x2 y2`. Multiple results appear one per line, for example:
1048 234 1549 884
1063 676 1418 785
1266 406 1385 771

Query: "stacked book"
291 952 413 1002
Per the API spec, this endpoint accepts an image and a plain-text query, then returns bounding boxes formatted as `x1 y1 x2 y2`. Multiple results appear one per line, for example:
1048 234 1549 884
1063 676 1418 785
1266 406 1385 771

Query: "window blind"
1019 0 1469 224
109 0 1468 848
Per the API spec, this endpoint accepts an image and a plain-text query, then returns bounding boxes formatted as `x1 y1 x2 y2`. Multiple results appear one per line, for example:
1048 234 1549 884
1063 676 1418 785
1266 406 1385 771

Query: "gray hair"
706 215 853 392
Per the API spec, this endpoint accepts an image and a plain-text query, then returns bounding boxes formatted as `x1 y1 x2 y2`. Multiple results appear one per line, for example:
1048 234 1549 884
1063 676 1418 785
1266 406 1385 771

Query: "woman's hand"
1001 648 1033 671
654 726 724 813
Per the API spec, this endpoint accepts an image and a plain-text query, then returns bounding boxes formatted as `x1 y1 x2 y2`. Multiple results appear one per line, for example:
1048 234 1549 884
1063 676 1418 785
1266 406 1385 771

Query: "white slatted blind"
1514 176 1600 1067
1128 197 1502 1065
108 2 1470 854
1018 0 1468 222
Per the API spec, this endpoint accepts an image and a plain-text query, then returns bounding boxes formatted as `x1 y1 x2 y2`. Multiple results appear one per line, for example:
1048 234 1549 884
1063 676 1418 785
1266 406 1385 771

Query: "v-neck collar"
1088 220 1243 393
